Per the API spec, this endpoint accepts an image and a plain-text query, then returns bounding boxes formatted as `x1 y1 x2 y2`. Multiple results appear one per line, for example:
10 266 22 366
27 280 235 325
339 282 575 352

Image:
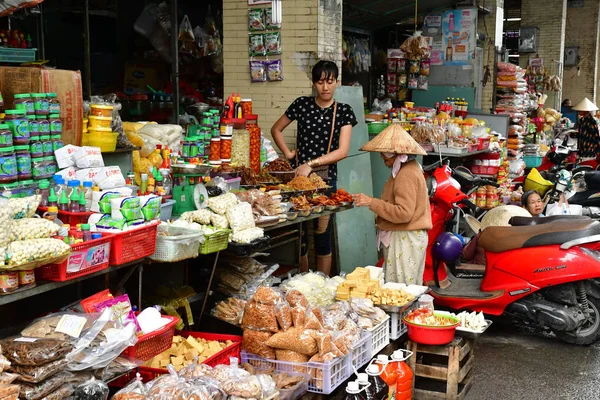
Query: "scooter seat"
509 215 591 226
479 220 600 253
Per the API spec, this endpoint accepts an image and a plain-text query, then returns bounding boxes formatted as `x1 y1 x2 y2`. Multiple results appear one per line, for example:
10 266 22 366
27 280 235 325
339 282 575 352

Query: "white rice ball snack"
207 193 238 215
9 195 41 219
11 218 60 241
180 209 214 225
232 227 264 244
226 202 255 233
6 238 71 268
210 213 229 229
0 198 11 249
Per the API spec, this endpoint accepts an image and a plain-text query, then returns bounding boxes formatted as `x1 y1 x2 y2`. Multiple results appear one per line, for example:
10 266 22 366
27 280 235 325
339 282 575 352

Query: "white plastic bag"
74 147 105 168
546 195 582 216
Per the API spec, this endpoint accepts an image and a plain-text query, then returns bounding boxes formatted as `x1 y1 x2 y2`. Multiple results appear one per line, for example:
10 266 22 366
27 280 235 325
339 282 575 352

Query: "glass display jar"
231 120 250 167
32 93 49 115
241 99 253 117
5 110 30 145
14 94 34 115
220 119 234 137
0 147 17 183
15 145 31 180
246 115 261 173
209 137 221 162
0 124 13 148
220 136 232 160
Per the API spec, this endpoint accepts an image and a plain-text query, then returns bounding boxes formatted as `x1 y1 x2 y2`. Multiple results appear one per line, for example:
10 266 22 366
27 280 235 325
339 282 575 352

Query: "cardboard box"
0 66 83 145
124 62 167 94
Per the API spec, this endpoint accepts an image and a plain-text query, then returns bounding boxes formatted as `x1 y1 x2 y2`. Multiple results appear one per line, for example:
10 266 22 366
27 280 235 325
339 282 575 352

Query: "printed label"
39 121 50 133
18 270 35 285
0 272 18 289
0 133 12 146
49 103 60 114
55 314 87 338
17 155 31 174
51 120 62 133
66 242 110 273
0 156 17 178
14 337 38 343
15 120 30 138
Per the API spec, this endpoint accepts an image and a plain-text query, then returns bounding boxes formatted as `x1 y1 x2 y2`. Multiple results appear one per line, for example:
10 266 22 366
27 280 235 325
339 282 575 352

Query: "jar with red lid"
220 136 232 160
241 99 253 117
246 115 261 173
209 137 221 162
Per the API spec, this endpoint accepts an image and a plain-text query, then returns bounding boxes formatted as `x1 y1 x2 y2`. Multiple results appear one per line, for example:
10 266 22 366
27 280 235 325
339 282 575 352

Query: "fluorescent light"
272 0 282 25
508 55 520 58
504 18 522 21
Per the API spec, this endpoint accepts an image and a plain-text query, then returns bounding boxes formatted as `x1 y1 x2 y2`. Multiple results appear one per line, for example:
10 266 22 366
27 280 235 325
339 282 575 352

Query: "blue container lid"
91 233 102 239
67 180 80 187
83 181 93 188
53 175 64 184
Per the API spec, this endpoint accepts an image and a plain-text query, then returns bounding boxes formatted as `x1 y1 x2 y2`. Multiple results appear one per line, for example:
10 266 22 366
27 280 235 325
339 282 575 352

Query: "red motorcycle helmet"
432 232 463 262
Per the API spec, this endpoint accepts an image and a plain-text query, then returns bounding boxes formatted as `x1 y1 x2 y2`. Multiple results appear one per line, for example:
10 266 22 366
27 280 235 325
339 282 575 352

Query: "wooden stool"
406 337 474 400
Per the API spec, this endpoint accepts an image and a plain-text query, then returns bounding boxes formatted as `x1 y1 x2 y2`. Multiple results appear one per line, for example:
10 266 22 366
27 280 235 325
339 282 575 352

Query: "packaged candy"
420 59 431 76
248 9 265 31
397 74 407 88
249 34 266 56
265 32 282 55
407 74 418 89
387 58 397 73
418 75 429 90
397 58 407 72
266 60 284 82
249 61 266 83
408 59 420 74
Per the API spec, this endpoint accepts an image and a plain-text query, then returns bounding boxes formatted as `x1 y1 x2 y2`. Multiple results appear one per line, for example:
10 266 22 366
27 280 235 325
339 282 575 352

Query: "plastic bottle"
52 174 65 197
366 364 389 400
160 169 172 195
378 351 413 400
48 188 58 208
43 206 58 222
58 190 69 211
344 381 367 400
66 180 80 197
357 373 376 400
81 224 92 242
79 193 87 212
82 181 93 211
38 179 50 206
69 188 80 213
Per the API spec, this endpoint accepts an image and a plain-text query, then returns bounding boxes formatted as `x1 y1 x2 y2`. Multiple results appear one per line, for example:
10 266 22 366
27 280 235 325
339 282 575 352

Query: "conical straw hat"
360 123 427 155
480 205 531 231
572 97 598 112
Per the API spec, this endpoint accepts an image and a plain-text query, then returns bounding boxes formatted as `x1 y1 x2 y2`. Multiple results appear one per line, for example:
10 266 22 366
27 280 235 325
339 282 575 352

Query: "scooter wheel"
553 294 600 345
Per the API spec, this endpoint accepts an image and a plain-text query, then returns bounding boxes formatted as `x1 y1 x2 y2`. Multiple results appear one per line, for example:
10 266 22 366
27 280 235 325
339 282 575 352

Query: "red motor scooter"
425 162 600 344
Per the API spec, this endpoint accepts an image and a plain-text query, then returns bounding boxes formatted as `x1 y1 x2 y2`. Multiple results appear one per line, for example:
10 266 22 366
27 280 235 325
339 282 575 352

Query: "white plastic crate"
349 330 372 370
149 225 204 262
388 311 408 341
241 351 350 394
368 316 390 355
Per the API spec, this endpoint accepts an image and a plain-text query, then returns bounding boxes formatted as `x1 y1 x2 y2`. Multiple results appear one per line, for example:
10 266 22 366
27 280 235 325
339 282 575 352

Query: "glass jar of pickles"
220 136 232 160
231 120 250 167
245 115 261 173
209 136 221 163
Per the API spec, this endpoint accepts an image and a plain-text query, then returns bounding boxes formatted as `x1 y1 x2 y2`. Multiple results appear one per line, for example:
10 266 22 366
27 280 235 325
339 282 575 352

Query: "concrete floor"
467 317 600 400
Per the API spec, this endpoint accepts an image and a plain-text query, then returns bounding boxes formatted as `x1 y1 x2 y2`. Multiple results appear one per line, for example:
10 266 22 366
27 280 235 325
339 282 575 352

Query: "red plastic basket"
121 315 180 361
403 317 459 345
137 331 243 381
109 221 159 266
36 233 113 282
37 207 95 227
470 165 500 176
478 137 491 150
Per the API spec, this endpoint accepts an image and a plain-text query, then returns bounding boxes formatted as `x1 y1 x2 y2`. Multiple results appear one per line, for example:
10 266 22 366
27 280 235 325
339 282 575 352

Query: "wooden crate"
407 337 475 400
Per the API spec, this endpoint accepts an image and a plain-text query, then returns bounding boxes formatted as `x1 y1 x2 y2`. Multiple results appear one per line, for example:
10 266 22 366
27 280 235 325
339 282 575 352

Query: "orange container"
378 350 413 400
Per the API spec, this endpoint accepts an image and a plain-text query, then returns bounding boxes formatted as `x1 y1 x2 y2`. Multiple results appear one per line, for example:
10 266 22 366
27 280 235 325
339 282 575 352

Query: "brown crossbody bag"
295 102 337 181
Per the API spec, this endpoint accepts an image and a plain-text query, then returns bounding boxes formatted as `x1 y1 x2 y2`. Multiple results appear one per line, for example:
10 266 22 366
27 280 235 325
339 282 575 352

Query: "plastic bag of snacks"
8 195 41 219
10 218 60 241
266 60 284 81
1 337 73 366
73 378 109 400
231 227 264 244
6 239 71 269
8 358 68 384
208 193 238 215
226 203 255 233
242 329 275 359
265 327 318 356
111 373 147 400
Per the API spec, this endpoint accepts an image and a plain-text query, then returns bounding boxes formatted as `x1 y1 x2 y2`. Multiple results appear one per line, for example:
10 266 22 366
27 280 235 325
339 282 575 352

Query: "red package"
80 289 113 313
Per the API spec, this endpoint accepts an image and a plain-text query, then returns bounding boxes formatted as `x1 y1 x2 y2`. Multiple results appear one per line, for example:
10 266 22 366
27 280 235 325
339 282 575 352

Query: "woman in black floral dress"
573 98 600 159
270 61 357 276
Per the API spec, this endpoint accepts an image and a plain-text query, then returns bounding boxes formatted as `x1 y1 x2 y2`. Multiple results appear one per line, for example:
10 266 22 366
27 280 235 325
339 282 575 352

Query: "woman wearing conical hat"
353 124 432 284
573 98 600 160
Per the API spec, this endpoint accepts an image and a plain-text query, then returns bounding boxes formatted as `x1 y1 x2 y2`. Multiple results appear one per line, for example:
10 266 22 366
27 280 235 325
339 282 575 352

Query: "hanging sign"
441 8 477 65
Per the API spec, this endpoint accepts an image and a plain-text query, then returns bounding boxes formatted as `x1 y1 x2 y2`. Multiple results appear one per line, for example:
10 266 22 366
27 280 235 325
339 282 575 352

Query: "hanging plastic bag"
178 15 196 54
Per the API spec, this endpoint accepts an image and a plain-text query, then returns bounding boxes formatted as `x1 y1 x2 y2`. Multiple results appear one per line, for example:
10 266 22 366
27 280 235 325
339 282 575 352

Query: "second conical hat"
572 97 598 112
360 123 427 155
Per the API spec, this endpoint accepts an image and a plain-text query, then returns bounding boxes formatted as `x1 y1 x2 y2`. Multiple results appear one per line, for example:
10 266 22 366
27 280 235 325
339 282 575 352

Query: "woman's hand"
285 149 296 160
296 163 312 177
353 193 372 207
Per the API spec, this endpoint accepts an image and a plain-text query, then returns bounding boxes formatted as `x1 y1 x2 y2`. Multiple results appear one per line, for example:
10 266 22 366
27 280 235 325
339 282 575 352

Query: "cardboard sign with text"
0 67 83 146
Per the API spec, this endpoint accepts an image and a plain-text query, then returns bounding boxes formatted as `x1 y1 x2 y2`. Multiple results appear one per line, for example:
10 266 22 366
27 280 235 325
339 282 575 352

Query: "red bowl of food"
403 313 460 345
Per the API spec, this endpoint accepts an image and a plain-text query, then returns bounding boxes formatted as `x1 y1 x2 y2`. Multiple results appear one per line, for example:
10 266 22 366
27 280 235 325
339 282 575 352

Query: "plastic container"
182 138 191 158
16 146 32 179
246 115 261 173
40 135 52 156
88 115 112 129
241 350 350 394
418 294 434 311
28 115 39 139
231 120 250 167
220 136 232 160
88 128 118 152
37 116 49 134
51 134 64 151
0 272 18 294
38 180 51 206
18 270 36 289
241 98 253 117
0 147 17 183
366 364 389 400
378 351 413 400
159 199 176 221
32 93 49 115
368 316 390 356
121 315 179 361
5 109 29 145
0 124 13 147
29 139 43 158
36 233 112 281
90 104 114 118
388 310 408 341
356 374 375 400
403 313 460 345
109 221 159 265
209 137 221 162
49 114 62 134
14 93 33 115
349 330 373 370
47 93 60 114
199 229 230 254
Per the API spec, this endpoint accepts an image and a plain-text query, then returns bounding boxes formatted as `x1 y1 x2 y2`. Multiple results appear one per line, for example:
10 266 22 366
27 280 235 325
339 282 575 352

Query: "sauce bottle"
344 381 367 400
81 224 92 242
48 188 58 208
38 179 50 206
79 193 87 212
366 364 389 400
378 351 413 400
357 373 376 400
69 188 80 212
58 190 69 211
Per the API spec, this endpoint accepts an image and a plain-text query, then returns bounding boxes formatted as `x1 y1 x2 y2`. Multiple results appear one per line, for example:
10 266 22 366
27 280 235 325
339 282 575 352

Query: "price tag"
14 337 38 343
55 315 88 338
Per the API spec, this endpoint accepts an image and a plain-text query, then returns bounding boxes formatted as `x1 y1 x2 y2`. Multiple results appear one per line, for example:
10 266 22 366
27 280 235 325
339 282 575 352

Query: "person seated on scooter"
521 190 544 217
353 124 432 285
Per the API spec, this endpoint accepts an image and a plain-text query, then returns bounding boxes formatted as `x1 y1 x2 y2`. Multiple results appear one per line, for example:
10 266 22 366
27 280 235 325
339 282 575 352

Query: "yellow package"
147 151 163 167
126 131 145 148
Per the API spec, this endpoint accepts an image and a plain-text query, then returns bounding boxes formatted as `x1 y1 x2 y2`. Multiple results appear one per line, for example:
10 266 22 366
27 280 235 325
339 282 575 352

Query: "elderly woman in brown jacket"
353 124 432 284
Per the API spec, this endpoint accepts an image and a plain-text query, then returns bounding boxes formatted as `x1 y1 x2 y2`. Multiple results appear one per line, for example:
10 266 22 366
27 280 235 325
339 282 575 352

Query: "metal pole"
170 0 179 124
83 0 92 100
38 5 45 60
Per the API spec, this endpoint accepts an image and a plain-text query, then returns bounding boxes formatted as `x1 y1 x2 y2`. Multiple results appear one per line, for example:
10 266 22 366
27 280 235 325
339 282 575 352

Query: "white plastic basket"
149 225 204 262
241 351 350 394
368 316 390 355
349 330 372 370
388 311 408 341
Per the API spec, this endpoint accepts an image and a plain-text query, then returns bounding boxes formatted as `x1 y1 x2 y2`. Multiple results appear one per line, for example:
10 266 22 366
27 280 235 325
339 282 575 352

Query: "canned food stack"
183 110 220 165
0 92 63 197
84 104 117 152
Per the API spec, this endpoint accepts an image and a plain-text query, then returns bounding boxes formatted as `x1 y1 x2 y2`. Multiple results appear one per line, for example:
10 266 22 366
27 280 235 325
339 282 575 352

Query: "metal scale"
172 164 211 216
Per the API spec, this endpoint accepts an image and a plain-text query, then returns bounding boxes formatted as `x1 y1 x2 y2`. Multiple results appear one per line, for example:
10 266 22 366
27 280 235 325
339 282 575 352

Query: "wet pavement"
467 317 600 400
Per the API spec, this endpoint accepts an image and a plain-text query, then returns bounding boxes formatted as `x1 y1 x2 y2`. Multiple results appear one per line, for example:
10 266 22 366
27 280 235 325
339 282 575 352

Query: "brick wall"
519 0 567 109
562 0 600 104
318 0 343 70
222 0 320 150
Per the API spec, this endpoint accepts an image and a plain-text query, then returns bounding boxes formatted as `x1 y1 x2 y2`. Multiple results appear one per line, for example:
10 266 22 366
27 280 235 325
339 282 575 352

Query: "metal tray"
376 297 418 313
172 164 212 175
455 320 493 338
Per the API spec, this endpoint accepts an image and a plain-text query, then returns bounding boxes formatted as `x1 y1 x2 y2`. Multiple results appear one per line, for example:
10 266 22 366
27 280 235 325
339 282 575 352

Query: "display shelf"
426 149 490 158
101 147 140 154
0 259 144 306
263 206 354 231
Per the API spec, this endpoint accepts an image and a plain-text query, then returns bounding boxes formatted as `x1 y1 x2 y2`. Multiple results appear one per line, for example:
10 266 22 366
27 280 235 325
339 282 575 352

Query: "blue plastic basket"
0 48 36 63
523 155 543 168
